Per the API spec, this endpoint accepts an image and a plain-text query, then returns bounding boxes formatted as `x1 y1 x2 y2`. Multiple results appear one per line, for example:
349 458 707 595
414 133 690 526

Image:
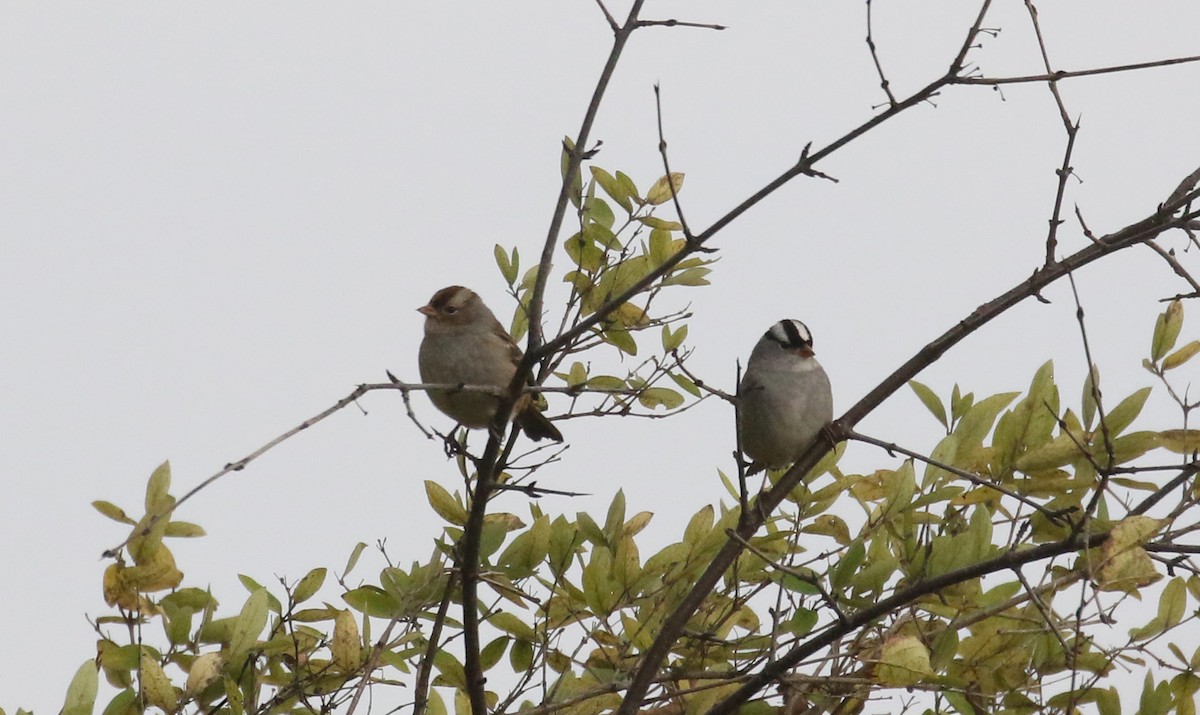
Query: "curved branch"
617 171 1200 713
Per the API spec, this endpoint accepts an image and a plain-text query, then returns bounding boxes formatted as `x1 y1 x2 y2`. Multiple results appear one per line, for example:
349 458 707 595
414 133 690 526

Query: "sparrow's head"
763 319 815 358
419 286 490 333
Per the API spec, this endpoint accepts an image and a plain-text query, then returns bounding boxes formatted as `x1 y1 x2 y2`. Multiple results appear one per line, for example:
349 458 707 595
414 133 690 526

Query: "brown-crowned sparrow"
417 285 563 442
738 319 833 469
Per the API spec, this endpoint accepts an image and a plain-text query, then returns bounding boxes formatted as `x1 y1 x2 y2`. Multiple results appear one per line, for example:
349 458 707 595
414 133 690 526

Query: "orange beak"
417 304 437 317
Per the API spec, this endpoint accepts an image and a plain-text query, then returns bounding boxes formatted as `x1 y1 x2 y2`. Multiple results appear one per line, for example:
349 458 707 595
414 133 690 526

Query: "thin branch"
958 53 1200 85
618 165 1200 713
636 18 726 31
704 530 1110 715
101 383 379 558
1130 464 1200 516
1143 239 1200 296
1066 272 1116 525
865 0 898 107
1022 0 1078 268
653 84 694 241
726 529 847 623
526 0 647 356
544 1 998 376
413 573 458 715
345 615 402 715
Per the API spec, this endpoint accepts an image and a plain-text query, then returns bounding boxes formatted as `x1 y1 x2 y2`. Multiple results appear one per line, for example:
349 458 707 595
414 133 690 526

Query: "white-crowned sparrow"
417 285 563 442
737 319 833 469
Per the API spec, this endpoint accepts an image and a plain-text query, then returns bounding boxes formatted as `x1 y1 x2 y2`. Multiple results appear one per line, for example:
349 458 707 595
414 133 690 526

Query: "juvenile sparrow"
417 286 563 442
737 319 833 469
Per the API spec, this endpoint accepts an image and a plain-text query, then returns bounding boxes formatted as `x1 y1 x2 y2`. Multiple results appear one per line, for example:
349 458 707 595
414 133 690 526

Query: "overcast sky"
4 2 1200 711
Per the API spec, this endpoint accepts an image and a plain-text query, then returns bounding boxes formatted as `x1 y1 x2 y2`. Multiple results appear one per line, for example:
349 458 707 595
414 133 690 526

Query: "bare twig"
653 83 694 241
958 53 1200 86
865 0 898 107
636 18 726 31
1021 0 1079 268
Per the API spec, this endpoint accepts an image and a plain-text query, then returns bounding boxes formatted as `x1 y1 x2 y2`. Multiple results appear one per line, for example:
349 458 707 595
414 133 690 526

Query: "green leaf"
92 501 135 525
62 661 99 715
564 231 604 272
605 490 626 538
433 650 468 690
615 171 642 205
584 221 620 250
954 392 1020 448
1159 577 1187 628
566 361 588 387
831 540 865 590
494 244 518 286
661 267 711 287
293 567 327 604
100 689 138 715
584 196 616 231
343 585 400 619
343 542 368 578
661 324 688 352
637 387 684 410
425 481 468 526
509 639 534 673
602 324 638 355
586 375 626 391
668 370 701 397
636 215 683 231
648 228 679 266
908 380 948 429
1095 687 1121 715
1104 387 1152 436
145 461 173 515
950 383 974 424
489 611 536 641
589 166 632 212
582 546 617 615
479 636 510 672
1151 300 1184 362
164 521 205 538
1161 429 1200 454
228 589 270 667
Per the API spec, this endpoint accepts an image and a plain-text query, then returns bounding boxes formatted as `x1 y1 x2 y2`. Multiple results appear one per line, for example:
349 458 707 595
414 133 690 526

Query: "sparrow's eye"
444 306 458 314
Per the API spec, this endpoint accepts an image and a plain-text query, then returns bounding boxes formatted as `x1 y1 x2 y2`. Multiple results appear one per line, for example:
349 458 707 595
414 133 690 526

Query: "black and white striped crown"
765 319 813 349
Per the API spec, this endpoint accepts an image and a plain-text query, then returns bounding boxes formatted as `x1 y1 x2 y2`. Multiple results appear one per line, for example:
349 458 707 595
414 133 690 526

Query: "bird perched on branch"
738 319 833 470
417 285 563 442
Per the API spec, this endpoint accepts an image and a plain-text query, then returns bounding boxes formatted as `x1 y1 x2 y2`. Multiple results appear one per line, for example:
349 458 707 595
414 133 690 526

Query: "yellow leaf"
424 481 468 526
875 635 933 686
645 172 685 205
1163 340 1200 370
1160 429 1200 454
186 652 225 695
1096 516 1167 592
332 610 363 671
140 651 178 712
612 302 649 327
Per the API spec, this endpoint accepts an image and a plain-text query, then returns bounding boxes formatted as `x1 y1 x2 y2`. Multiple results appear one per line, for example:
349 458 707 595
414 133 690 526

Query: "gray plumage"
738 319 833 469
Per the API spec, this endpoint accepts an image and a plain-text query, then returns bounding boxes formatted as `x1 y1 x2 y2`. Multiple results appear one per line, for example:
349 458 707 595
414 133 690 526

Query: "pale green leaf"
908 380 948 429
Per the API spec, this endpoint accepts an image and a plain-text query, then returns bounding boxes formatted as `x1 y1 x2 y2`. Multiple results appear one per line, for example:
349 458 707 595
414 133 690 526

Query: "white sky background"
4 1 1200 711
